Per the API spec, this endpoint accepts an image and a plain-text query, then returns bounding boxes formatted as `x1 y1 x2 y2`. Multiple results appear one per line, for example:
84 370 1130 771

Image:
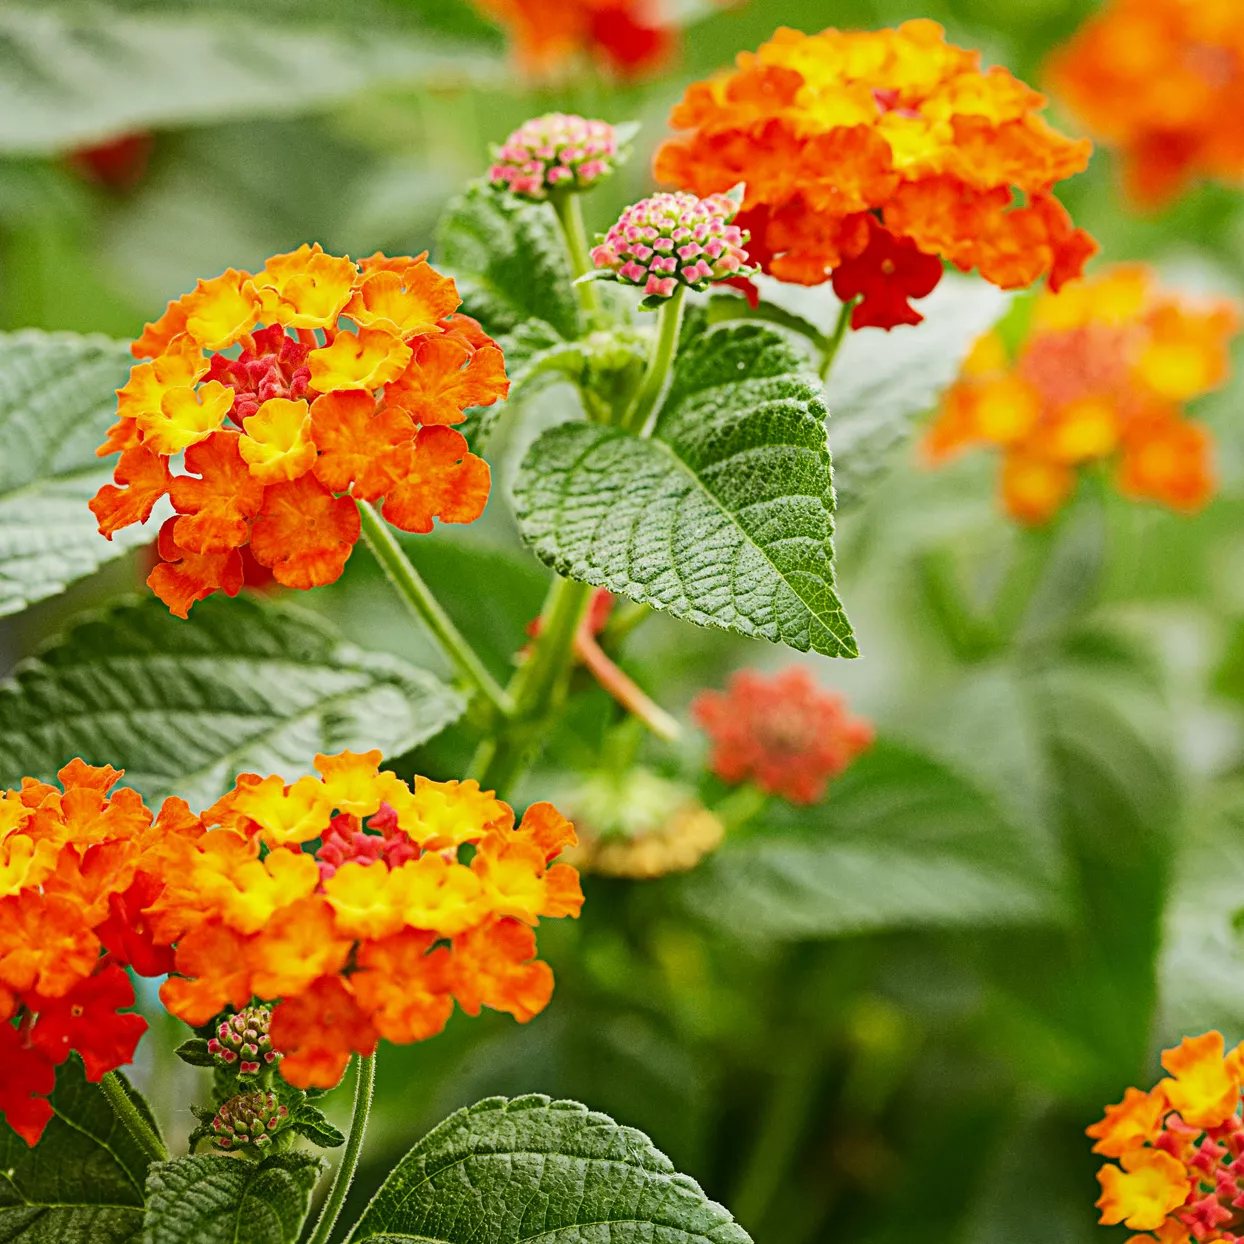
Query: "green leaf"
0 0 499 155
142 1151 326 1244
0 594 465 807
679 742 1065 939
0 1058 151 1243
174 1039 216 1069
291 1104 346 1148
347 1094 752 1243
514 322 856 658
0 329 162 618
436 185 581 340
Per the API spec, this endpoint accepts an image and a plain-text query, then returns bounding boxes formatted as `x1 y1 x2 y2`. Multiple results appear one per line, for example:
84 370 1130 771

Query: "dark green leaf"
0 594 465 806
514 323 856 658
347 1094 752 1243
174 1039 216 1069
291 1105 345 1149
0 329 159 618
436 185 580 340
142 1151 326 1244
0 1059 150 1243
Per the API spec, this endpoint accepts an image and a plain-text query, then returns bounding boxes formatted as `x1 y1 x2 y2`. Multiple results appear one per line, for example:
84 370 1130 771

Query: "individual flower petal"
255 244 357 330
132 299 189 360
831 215 944 330
1096 1148 1191 1231
160 919 255 1027
181 269 262 351
0 1023 55 1145
380 426 491 535
27 963 147 1080
269 975 377 1090
248 895 352 999
307 327 412 394
249 474 361 589
147 516 245 618
136 379 235 456
239 397 317 484
352 929 453 1045
316 750 385 817
227 774 334 848
1159 1031 1244 1129
344 263 461 338
386 336 510 426
450 916 554 1022
309 390 414 501
168 430 266 554
1087 1086 1168 1158
90 445 172 539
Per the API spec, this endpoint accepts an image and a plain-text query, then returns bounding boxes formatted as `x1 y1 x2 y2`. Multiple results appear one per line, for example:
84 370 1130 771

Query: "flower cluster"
654 20 1096 329
210 1089 287 1153
209 1004 279 1076
468 0 673 79
924 265 1238 524
590 191 757 303
148 750 582 1090
0 761 199 1144
489 114 623 200
693 667 874 804
1048 0 1244 207
1089 1030 1244 1244
90 246 508 617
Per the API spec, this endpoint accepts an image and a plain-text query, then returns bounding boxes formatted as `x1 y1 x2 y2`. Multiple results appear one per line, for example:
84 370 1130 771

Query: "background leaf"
347 1094 752 1243
513 323 856 658
142 1151 326 1244
0 594 465 805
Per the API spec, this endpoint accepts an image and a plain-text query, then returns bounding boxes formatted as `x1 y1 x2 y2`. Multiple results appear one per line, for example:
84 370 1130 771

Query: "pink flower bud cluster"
314 804 418 881
590 192 756 301
489 113 620 201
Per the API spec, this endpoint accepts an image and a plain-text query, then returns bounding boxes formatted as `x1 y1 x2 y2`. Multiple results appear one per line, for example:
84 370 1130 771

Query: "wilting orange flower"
655 20 1096 329
924 264 1238 524
1087 1030 1244 1243
1048 0 1244 207
91 245 508 617
693 667 874 804
148 750 582 1090
0 761 195 1144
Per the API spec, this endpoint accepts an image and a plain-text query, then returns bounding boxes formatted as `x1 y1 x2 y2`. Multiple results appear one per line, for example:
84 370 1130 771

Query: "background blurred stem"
100 1071 167 1163
307 1053 375 1244
819 298 856 382
552 191 603 323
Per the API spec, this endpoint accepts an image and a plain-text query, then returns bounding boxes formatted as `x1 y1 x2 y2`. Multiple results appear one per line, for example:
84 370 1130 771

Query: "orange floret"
254 244 357 330
308 327 412 394
269 975 377 1090
381 426 491 535
387 336 510 426
249 474 361 589
352 930 454 1045
310 391 414 501
1097 1148 1192 1231
1088 1087 1168 1158
181 269 263 351
239 398 317 484
89 445 172 539
168 430 266 554
450 916 555 1022
147 517 245 619
344 263 461 338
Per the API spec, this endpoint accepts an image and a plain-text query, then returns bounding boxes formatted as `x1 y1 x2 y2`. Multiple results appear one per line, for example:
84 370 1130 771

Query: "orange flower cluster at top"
655 20 1097 330
0 761 200 1145
1048 0 1244 208
149 750 582 1091
693 667 874 804
90 246 509 617
470 0 673 78
1088 1031 1244 1244
924 265 1238 524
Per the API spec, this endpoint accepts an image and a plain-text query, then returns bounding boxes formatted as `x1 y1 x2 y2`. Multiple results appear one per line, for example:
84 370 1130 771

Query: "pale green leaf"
0 595 465 806
347 1095 751 1243
514 322 856 658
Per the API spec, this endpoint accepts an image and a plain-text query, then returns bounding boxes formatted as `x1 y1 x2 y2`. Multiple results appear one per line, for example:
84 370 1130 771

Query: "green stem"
818 297 856 382
621 285 686 435
307 1053 375 1244
358 501 513 719
552 192 602 323
100 1070 168 1164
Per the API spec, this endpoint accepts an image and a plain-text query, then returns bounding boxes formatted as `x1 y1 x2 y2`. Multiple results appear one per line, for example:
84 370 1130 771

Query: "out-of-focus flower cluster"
489 114 624 200
925 265 1238 524
693 667 874 804
90 246 509 617
1048 0 1244 207
1089 1031 1244 1244
0 761 195 1144
655 20 1096 329
150 750 582 1091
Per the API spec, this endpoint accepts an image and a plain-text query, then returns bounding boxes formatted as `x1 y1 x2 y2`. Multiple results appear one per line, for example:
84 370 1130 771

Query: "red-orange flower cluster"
1048 0 1244 207
924 265 1238 524
655 20 1096 329
0 761 199 1144
148 750 582 1091
693 667 874 804
90 246 508 617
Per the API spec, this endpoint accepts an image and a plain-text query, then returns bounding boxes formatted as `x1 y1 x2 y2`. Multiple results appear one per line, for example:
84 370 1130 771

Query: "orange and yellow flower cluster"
655 20 1096 330
1089 1031 1244 1244
90 246 508 617
149 750 581 1091
0 761 197 1145
924 265 1238 524
1048 0 1244 207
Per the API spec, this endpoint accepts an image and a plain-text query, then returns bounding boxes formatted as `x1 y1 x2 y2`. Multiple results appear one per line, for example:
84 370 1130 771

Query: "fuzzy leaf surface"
347 1094 751 1243
0 595 465 806
514 322 855 657
0 329 163 618
142 1152 326 1244
0 1060 153 1243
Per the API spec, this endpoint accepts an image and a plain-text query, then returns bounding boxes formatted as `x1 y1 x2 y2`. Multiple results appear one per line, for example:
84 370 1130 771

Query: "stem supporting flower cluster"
307 1053 376 1244
819 297 856 382
101 1070 168 1164
621 285 686 435
552 192 603 323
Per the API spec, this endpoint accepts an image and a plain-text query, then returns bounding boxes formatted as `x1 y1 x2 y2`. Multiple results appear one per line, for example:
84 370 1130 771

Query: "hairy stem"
100 1070 168 1164
818 297 856 382
358 501 513 719
552 192 603 323
621 285 686 435
307 1053 376 1244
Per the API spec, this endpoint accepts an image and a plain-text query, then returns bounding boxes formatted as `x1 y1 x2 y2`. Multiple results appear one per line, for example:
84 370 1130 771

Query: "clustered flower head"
693 667 874 805
489 114 625 200
1089 1030 1244 1244
209 1004 278 1076
90 245 510 617
210 1089 287 1153
590 191 757 305
0 760 201 1144
147 749 582 1092
924 265 1239 524
1048 0 1244 207
655 20 1097 329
